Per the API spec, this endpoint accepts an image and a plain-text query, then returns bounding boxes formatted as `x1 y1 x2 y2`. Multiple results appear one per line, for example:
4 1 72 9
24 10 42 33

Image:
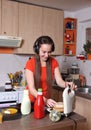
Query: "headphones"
33 41 39 54
33 36 55 54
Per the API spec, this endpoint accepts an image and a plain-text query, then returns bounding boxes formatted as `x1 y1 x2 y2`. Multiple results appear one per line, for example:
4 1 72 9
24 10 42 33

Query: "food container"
49 110 61 122
63 85 75 117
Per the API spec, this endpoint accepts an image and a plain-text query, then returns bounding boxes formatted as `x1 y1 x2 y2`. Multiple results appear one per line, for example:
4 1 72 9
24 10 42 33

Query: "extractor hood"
0 35 22 48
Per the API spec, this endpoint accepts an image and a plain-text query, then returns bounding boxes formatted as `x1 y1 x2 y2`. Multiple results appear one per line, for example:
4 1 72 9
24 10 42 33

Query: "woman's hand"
65 81 77 90
45 99 57 108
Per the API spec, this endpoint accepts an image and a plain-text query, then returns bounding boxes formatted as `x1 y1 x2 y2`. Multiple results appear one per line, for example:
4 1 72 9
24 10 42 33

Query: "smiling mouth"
44 57 50 62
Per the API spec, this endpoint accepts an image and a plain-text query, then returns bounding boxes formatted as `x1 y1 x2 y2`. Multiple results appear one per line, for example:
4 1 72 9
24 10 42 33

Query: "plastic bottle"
34 88 45 119
21 89 31 115
63 85 75 117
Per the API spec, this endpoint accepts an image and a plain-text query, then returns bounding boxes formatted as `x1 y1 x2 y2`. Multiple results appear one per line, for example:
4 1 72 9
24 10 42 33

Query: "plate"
3 108 18 115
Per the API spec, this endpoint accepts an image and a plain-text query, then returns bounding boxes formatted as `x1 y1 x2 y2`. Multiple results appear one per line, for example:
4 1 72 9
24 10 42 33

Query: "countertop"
0 112 86 130
75 91 91 100
53 85 91 100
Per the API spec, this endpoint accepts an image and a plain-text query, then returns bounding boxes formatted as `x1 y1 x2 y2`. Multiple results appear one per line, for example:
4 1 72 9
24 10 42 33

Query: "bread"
53 102 64 112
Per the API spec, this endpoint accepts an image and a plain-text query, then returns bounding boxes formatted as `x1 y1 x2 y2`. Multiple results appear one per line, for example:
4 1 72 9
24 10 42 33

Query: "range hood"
0 36 22 48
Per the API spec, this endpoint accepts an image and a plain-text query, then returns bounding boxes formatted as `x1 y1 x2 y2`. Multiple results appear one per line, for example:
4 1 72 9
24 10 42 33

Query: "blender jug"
63 85 75 117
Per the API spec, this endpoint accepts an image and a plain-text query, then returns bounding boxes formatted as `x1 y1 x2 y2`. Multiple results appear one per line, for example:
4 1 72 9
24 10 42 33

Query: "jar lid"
72 62 78 68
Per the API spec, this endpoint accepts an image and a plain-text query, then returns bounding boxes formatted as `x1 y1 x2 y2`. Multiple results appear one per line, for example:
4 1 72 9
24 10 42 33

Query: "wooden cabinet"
74 96 91 130
63 18 77 56
58 90 63 102
0 0 19 53
1 0 19 36
0 1 64 54
51 88 59 102
51 87 63 102
42 8 64 55
0 0 1 34
14 3 64 55
14 3 43 54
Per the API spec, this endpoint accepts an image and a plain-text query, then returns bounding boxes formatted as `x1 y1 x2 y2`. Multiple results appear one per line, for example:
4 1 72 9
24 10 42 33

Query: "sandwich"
53 102 64 112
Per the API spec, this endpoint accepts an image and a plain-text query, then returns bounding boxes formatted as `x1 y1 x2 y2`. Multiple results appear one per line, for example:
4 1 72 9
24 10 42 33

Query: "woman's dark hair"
34 36 55 98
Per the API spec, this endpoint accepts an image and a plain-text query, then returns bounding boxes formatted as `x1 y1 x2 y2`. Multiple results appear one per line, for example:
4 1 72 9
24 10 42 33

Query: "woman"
25 36 76 108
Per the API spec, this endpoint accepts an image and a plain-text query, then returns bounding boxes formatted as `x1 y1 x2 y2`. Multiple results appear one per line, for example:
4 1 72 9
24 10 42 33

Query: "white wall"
0 54 29 86
64 7 91 86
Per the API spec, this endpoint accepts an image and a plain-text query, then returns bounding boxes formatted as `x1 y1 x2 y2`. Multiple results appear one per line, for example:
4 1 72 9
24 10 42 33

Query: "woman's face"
39 44 52 62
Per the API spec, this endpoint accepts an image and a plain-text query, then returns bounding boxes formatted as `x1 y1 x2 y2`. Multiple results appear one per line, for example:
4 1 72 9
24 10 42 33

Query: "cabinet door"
51 88 59 102
2 0 18 36
58 91 63 102
14 3 42 54
42 8 64 55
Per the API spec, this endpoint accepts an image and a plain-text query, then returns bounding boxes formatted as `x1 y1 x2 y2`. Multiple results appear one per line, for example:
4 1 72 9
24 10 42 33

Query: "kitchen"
0 0 91 86
0 0 91 129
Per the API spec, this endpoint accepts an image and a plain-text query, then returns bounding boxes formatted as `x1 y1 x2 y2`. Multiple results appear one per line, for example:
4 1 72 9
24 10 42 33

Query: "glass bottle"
21 89 31 115
34 88 45 119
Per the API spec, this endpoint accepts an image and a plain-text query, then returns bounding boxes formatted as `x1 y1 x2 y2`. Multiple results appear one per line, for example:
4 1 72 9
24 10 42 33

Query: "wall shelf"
63 17 77 56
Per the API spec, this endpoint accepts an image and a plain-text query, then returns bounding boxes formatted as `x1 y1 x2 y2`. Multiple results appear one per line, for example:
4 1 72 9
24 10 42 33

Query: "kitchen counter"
53 85 91 100
75 91 91 100
0 112 87 130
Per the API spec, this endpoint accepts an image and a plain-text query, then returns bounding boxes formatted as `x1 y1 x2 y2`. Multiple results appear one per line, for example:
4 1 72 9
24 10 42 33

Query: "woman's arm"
54 67 77 89
54 67 66 88
25 69 57 107
25 69 38 98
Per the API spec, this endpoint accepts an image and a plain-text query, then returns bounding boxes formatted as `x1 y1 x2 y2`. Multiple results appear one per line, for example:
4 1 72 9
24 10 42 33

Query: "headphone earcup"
33 42 39 54
51 44 55 52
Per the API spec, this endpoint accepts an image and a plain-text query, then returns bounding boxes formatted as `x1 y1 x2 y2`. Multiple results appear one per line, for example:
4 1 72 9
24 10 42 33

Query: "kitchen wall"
0 54 29 86
65 7 91 86
0 54 76 87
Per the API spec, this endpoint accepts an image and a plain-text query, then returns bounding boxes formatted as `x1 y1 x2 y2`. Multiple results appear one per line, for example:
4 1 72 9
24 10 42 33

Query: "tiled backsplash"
0 54 91 87
0 54 29 86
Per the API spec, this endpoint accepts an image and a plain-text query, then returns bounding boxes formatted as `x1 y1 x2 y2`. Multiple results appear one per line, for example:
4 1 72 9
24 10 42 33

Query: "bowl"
1 107 22 121
2 108 18 115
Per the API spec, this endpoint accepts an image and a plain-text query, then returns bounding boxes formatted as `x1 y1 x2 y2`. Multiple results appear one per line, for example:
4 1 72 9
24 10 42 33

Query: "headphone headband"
33 36 55 54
